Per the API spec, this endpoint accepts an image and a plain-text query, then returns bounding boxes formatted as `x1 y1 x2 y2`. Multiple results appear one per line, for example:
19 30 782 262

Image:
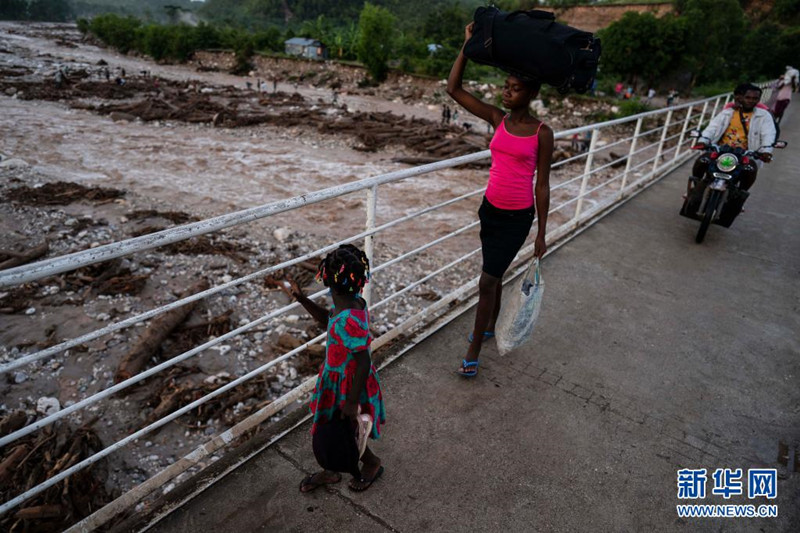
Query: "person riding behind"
786 65 799 92
694 83 776 191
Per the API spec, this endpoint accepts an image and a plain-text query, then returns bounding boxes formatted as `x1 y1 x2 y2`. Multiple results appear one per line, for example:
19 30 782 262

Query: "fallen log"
392 156 439 165
608 151 628 168
0 241 48 271
14 504 64 520
0 444 28 485
115 279 209 382
424 138 457 153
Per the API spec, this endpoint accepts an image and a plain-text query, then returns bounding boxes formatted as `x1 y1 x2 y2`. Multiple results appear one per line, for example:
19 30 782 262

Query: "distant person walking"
447 22 553 377
280 245 386 493
772 75 793 124
646 88 656 103
786 65 799 92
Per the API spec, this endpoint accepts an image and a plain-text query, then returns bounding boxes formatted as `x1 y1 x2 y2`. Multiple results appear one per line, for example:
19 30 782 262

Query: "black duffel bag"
464 6 601 94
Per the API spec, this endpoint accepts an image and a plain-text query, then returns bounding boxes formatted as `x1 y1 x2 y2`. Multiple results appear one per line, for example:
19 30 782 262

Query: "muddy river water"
0 23 493 256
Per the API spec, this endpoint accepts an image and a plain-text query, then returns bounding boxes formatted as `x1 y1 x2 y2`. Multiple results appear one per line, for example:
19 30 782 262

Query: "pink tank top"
486 118 543 210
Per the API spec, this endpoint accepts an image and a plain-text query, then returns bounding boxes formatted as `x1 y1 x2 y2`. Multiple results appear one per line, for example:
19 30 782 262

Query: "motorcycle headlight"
716 153 738 172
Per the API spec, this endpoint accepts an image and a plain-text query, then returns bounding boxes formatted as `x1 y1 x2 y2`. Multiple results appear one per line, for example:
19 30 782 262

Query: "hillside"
197 0 486 29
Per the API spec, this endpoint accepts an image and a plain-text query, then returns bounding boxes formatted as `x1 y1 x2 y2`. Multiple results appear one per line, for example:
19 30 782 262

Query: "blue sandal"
467 331 495 343
457 359 479 377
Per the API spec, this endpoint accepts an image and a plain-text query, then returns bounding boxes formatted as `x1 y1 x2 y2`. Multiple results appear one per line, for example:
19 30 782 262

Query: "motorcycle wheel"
696 190 721 243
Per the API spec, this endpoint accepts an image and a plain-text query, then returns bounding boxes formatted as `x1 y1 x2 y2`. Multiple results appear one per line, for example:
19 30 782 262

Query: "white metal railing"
0 90 740 526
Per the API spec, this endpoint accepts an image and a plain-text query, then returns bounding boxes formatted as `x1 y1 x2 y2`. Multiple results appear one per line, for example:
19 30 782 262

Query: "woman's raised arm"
446 23 504 127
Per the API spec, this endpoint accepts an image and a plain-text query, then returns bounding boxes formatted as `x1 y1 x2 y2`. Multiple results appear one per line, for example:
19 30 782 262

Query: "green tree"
421 4 469 50
299 14 333 43
773 0 800 26
739 23 783 80
675 0 746 87
329 22 359 59
192 22 222 50
89 14 142 54
252 27 283 52
169 24 196 61
28 0 73 21
141 25 172 61
232 37 255 74
0 0 27 20
775 27 800 73
356 3 396 82
599 12 686 87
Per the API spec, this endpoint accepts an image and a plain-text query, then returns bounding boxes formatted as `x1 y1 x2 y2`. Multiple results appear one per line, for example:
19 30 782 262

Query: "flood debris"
115 279 210 383
0 418 115 533
4 182 125 206
2 69 490 158
127 209 198 224
0 241 49 271
164 236 253 263
63 259 149 296
142 367 274 429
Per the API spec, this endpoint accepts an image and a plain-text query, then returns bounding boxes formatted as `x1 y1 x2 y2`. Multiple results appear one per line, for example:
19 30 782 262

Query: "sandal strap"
462 359 479 368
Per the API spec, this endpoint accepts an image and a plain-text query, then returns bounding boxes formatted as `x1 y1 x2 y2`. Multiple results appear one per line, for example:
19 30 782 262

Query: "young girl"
281 244 386 492
447 22 554 377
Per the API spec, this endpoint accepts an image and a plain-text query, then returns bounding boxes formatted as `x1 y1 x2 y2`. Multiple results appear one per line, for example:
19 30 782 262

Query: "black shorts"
478 197 534 279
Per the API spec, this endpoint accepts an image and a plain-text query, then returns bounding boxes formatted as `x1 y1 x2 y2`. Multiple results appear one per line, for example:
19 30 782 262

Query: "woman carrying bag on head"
446 22 553 377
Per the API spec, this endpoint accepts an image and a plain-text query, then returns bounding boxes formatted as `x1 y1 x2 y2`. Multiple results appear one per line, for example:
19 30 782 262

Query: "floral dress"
309 306 386 439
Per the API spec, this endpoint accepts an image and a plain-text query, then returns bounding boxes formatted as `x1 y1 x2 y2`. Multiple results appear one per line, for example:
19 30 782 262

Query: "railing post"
696 100 710 133
652 109 673 174
574 128 599 221
710 96 721 121
674 105 693 160
620 117 642 196
364 185 378 305
723 94 731 107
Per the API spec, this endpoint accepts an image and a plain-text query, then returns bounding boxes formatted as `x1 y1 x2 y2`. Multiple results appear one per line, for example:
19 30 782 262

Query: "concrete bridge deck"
140 114 800 532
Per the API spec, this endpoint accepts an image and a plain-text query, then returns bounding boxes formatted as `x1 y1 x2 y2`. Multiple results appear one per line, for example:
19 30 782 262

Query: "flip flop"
299 472 342 493
467 331 495 343
457 359 479 377
349 465 384 492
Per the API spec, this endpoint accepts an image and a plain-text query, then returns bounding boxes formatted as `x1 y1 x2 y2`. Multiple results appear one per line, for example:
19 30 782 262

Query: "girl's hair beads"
316 244 370 294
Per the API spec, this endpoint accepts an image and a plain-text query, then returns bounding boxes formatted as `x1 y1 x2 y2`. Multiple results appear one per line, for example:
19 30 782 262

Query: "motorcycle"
680 131 787 243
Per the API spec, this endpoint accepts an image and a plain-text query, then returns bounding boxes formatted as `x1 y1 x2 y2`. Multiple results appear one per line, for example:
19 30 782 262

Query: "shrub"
615 99 653 118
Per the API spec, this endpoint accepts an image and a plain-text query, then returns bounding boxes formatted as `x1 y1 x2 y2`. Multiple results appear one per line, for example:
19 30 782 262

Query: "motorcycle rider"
693 83 776 191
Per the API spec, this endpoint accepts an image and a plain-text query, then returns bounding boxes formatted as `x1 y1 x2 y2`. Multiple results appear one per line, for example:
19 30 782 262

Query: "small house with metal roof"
284 37 328 60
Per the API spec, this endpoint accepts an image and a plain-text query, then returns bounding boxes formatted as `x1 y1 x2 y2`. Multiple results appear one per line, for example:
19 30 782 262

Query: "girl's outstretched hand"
464 22 474 43
279 277 303 299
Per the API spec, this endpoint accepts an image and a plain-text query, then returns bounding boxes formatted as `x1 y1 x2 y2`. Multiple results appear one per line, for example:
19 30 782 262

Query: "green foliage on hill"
71 1 196 24
84 13 281 63
600 0 800 89
72 0 800 92
0 0 74 21
356 3 395 82
198 0 483 29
